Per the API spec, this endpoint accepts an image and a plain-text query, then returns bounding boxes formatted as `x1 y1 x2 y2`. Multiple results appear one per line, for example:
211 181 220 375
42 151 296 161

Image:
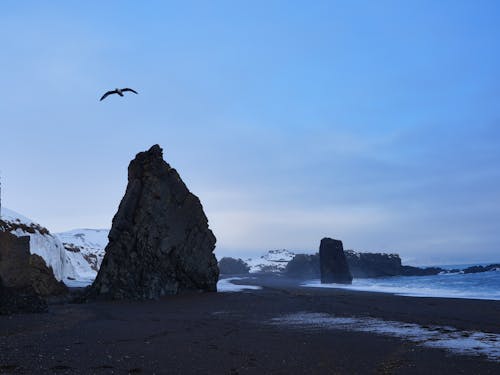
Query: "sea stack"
319 237 353 284
89 145 219 300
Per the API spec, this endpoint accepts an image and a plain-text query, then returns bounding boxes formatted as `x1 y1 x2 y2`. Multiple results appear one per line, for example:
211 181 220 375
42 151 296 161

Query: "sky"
1 1 499 265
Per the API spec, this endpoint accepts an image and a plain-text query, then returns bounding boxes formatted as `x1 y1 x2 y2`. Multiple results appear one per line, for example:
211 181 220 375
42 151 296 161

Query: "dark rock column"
89 145 219 300
319 237 352 284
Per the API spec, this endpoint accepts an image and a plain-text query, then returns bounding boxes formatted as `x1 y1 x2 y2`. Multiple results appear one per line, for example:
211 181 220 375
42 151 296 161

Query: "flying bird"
100 88 138 101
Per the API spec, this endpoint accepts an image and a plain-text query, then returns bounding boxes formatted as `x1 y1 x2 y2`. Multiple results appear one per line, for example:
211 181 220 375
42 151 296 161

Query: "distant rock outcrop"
218 257 250 275
285 254 320 279
286 250 450 279
89 145 219 300
400 265 444 276
345 250 402 278
319 238 352 284
463 264 500 274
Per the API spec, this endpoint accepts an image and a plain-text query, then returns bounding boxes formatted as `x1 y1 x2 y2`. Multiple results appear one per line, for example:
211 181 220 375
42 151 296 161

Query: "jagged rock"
463 264 500 274
319 238 352 284
400 265 443 276
0 231 67 297
218 257 250 275
89 145 219 300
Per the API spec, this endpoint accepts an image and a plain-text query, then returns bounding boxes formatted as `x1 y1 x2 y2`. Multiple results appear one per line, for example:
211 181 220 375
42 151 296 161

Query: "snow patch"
64 278 94 288
56 228 108 281
245 249 295 273
1 208 77 282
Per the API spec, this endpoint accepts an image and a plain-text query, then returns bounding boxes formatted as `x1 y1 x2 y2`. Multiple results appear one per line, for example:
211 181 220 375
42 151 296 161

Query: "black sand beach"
1 275 499 374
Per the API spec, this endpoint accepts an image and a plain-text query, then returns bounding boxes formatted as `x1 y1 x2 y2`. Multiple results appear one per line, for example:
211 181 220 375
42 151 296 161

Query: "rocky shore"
1 145 498 374
1 275 499 374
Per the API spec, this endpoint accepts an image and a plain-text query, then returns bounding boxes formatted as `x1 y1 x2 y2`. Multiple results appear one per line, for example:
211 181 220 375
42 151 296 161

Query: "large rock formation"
0 231 67 297
319 238 352 284
89 145 219 300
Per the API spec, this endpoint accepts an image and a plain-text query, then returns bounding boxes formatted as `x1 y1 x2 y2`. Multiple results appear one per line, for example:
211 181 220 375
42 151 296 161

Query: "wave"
302 271 500 300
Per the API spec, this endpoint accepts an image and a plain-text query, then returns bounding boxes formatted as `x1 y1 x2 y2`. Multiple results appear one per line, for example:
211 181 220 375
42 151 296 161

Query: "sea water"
303 267 500 300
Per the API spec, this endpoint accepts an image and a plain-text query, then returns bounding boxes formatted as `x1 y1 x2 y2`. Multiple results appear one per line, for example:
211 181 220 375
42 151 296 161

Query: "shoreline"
225 272 500 301
1 275 499 374
301 278 500 302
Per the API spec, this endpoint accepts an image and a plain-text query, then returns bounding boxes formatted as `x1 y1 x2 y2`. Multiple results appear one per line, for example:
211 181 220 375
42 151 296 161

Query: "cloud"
210 205 395 252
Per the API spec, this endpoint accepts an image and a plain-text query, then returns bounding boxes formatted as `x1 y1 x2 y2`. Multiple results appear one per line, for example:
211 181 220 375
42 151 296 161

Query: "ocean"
303 266 500 300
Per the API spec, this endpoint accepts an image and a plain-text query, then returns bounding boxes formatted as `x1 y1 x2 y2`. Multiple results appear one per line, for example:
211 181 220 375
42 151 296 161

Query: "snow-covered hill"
56 229 108 282
245 249 296 273
0 208 77 282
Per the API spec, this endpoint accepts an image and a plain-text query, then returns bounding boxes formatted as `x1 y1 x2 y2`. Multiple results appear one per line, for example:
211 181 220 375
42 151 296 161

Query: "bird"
100 87 138 101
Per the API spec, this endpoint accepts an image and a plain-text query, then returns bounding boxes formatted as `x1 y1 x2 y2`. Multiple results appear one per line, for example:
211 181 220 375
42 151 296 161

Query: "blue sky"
1 1 499 265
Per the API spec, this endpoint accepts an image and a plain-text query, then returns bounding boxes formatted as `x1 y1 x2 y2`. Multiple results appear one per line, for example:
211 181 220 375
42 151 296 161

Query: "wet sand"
1 275 499 374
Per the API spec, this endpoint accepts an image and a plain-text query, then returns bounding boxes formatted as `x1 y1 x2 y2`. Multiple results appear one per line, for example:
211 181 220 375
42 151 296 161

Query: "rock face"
319 238 352 284
0 231 67 297
0 208 77 283
218 257 250 275
89 145 219 300
285 254 320 279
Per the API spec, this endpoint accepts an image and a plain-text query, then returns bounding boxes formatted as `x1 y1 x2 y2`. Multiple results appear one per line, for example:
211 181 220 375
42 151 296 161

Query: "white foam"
217 277 262 293
271 312 500 361
302 279 500 301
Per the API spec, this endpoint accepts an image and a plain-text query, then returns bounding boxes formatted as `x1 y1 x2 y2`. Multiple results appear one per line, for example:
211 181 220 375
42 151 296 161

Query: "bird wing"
121 88 138 94
100 90 117 101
